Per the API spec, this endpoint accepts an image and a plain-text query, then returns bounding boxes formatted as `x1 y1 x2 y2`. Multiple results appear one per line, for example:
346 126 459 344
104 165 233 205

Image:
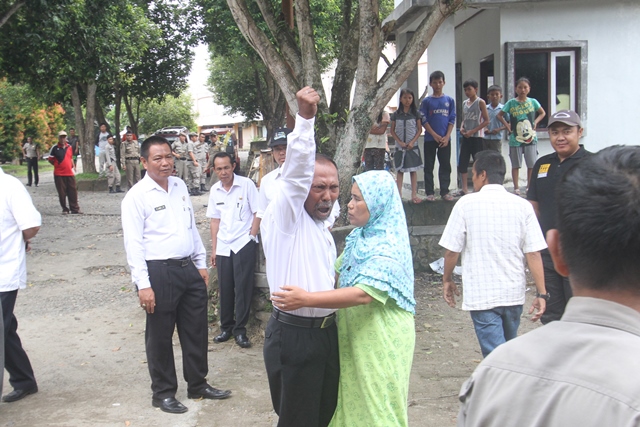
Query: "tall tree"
0 0 159 172
120 0 198 135
136 92 197 136
207 53 286 140
220 0 465 215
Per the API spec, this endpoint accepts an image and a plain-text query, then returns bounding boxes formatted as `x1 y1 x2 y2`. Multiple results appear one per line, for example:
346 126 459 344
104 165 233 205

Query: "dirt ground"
1 172 542 427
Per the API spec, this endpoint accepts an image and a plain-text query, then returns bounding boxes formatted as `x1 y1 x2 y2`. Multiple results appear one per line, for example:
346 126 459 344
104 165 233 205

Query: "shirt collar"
552 144 588 162
479 184 507 192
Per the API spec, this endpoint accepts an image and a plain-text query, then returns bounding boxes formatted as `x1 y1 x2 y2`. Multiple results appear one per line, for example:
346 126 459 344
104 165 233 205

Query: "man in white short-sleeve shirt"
439 150 547 357
207 152 260 349
121 136 231 414
260 88 340 427
0 166 41 403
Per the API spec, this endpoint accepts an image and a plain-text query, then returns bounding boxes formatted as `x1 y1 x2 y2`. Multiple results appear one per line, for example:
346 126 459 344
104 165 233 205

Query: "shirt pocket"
183 205 193 229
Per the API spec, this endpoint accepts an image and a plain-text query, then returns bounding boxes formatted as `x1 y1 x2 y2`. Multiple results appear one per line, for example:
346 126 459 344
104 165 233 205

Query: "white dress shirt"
258 165 341 226
206 174 258 256
121 174 207 290
0 167 42 291
439 184 547 310
260 115 337 318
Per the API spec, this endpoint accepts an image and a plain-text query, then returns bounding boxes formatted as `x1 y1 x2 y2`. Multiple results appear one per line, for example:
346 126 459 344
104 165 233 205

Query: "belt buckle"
181 259 190 267
320 315 331 329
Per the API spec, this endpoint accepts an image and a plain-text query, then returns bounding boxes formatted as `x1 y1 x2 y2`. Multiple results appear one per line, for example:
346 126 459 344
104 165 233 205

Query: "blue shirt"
485 103 508 141
420 95 456 142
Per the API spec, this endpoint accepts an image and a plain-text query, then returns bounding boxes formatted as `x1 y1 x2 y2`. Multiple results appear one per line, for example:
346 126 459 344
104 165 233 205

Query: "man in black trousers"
121 136 231 414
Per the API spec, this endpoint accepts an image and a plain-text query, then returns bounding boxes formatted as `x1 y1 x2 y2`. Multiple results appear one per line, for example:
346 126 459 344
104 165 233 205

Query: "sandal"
454 190 467 197
426 195 436 202
442 194 454 201
411 196 424 204
514 188 521 196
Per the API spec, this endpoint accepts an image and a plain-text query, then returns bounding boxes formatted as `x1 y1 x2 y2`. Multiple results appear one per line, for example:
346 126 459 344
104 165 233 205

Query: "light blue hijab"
338 171 416 314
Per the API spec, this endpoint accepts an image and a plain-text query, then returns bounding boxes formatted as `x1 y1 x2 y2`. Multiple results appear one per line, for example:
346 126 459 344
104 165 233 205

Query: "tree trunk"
95 103 107 131
227 0 465 220
114 90 122 167
123 93 138 135
71 85 85 160
0 0 25 29
81 80 98 173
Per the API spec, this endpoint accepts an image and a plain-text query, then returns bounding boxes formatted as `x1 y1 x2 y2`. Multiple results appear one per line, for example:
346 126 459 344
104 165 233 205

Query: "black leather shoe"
152 397 188 414
188 386 231 400
235 334 251 348
3 387 38 403
213 331 232 343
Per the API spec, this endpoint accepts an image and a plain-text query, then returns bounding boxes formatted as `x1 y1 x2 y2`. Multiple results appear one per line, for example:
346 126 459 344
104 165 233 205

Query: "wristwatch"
536 292 551 301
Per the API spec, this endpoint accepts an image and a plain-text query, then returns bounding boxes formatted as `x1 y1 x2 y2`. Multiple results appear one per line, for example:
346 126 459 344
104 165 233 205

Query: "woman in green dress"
272 170 416 426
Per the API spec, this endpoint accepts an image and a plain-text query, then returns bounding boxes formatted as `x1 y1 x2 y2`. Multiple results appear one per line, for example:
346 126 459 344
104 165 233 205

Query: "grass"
0 161 54 177
74 172 101 181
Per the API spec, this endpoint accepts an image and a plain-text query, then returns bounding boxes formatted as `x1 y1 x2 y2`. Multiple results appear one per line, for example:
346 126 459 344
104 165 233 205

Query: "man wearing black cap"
527 110 591 323
257 127 291 220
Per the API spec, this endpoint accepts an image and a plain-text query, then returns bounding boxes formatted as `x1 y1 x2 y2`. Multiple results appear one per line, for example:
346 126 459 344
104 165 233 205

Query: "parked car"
153 126 188 144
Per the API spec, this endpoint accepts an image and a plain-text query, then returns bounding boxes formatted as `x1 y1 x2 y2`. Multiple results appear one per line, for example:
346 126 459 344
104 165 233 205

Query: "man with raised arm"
260 87 340 427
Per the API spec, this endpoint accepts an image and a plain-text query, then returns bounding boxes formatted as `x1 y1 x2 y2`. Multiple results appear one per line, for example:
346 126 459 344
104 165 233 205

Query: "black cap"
270 128 292 147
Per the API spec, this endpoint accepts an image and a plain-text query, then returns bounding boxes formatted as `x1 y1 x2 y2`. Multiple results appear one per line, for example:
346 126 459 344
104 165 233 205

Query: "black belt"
126 157 139 160
148 257 192 267
272 310 336 329
178 157 187 160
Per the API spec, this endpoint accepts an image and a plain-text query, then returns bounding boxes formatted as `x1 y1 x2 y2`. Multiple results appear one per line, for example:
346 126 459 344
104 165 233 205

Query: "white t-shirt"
439 184 547 310
0 167 42 291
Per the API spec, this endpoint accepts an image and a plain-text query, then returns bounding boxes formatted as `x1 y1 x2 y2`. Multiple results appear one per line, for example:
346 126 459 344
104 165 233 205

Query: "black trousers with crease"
145 260 209 399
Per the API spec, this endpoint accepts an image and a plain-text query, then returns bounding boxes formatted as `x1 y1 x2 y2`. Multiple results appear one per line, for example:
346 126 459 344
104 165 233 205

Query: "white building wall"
454 9 501 87
499 0 640 156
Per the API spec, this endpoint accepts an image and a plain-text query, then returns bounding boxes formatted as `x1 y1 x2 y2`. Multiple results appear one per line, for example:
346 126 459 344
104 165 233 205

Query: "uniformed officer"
171 132 189 183
105 136 124 193
121 131 141 189
206 131 222 188
186 132 202 196
121 135 231 414
196 133 209 192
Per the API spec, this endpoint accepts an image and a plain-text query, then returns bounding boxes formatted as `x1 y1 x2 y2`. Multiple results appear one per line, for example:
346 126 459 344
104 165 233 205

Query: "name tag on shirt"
155 205 166 211
537 164 550 178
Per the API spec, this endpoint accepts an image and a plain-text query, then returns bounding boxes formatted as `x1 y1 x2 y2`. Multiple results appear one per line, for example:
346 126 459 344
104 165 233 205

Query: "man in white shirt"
457 146 640 426
95 123 111 176
0 166 41 403
440 150 548 357
207 152 260 348
260 87 340 427
121 136 231 414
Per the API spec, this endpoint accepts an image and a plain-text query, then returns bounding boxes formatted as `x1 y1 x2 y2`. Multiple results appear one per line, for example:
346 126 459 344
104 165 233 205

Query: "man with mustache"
260 87 340 427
